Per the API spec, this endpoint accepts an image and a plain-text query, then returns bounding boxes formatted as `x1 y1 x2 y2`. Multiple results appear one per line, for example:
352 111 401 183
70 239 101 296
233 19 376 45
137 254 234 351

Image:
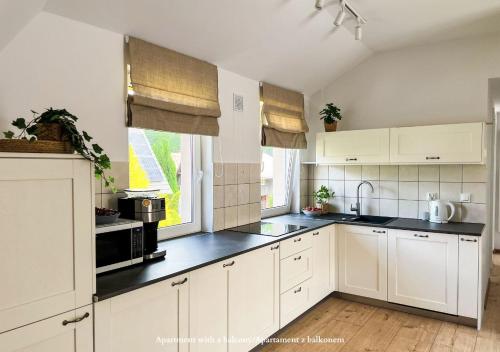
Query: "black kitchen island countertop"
94 213 484 301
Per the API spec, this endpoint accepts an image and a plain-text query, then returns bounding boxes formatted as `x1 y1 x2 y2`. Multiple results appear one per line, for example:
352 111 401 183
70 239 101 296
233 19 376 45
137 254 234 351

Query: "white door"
190 260 229 352
0 157 93 333
316 128 390 164
94 275 189 352
0 306 92 352
228 244 280 352
338 225 388 300
388 230 458 314
309 228 331 305
458 235 479 318
390 122 484 163
330 225 337 292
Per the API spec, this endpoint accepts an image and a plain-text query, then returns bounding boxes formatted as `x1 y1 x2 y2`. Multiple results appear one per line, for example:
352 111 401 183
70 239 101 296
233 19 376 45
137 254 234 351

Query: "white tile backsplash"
361 181 379 198
345 165 362 180
418 182 439 201
328 196 345 213
361 198 380 216
463 165 487 183
418 165 439 182
379 181 399 199
329 180 345 197
440 182 462 202
380 165 399 181
462 182 486 204
399 200 419 218
399 182 418 200
380 199 398 217
440 165 462 182
362 165 380 180
462 203 486 223
314 165 329 180
329 165 345 180
399 166 418 181
344 181 360 198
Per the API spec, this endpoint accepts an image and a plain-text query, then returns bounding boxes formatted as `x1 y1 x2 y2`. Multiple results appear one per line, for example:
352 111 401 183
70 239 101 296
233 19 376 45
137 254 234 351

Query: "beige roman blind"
126 36 221 136
261 82 308 149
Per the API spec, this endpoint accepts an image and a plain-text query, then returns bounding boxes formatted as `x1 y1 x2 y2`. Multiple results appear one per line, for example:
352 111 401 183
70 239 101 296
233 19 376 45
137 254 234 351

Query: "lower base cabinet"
388 230 458 315
94 275 189 352
458 235 479 318
309 227 331 305
0 306 92 352
280 279 311 327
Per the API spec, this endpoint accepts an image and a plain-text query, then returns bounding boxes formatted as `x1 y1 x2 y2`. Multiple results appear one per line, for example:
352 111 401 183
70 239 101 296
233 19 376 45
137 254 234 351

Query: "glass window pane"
128 128 193 228
261 147 291 209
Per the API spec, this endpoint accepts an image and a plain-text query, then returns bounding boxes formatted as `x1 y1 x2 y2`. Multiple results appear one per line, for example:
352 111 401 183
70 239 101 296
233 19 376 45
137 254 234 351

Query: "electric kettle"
429 200 455 223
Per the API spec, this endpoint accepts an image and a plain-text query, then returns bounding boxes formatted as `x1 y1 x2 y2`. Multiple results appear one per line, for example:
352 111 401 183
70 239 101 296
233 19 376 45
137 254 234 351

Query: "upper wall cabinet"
316 128 390 164
390 122 485 164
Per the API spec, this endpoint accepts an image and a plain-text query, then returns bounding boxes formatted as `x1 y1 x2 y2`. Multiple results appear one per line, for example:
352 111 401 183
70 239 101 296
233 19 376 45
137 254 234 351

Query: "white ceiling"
4 0 500 95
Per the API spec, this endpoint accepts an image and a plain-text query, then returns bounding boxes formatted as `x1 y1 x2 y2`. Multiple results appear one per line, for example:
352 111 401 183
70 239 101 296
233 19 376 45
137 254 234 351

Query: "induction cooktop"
228 221 307 237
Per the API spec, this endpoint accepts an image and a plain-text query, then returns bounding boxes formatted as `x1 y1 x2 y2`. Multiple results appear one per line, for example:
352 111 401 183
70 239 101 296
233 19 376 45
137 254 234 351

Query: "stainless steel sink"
340 215 395 225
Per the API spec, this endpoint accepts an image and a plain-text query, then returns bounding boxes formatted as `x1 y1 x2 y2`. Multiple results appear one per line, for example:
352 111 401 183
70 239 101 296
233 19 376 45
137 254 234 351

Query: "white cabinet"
280 279 311 327
388 230 458 314
309 227 331 304
338 225 388 300
280 231 312 259
316 128 390 164
390 122 484 164
458 235 479 318
280 248 313 293
189 244 280 352
94 275 189 352
0 156 93 333
330 225 337 292
0 306 92 352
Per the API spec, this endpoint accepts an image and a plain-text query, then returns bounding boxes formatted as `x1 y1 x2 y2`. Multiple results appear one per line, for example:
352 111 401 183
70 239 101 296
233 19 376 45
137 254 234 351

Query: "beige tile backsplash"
213 162 261 231
95 161 129 209
303 164 488 223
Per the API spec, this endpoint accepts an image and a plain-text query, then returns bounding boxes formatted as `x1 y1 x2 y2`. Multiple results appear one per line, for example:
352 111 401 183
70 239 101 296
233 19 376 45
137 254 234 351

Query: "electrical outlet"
460 193 471 202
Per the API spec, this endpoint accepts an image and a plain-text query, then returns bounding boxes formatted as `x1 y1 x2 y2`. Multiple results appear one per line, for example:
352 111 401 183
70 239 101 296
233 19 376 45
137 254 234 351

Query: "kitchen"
1 1 500 351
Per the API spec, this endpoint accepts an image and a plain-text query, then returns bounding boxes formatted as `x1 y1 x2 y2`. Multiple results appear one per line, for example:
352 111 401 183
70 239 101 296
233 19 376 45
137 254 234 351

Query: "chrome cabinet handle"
294 255 302 261
62 312 89 326
294 287 302 294
313 231 319 236
345 157 358 161
171 277 188 287
372 230 386 234
461 238 478 242
271 245 280 250
414 234 429 238
223 260 235 268
294 238 302 243
426 156 440 160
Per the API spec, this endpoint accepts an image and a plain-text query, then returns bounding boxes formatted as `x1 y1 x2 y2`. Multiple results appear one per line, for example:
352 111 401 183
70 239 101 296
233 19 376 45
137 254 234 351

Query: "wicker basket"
35 123 66 141
324 121 337 132
0 139 74 154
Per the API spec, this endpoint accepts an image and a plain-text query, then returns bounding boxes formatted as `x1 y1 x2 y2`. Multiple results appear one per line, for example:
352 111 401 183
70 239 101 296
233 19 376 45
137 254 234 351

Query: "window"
128 128 200 238
261 147 295 217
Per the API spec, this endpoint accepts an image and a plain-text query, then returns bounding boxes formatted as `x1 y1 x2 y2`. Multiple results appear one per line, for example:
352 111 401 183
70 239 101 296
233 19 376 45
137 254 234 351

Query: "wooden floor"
261 254 500 352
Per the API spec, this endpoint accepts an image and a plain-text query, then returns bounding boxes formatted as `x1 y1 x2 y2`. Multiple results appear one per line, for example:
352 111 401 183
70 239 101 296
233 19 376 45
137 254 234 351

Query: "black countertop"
94 214 484 301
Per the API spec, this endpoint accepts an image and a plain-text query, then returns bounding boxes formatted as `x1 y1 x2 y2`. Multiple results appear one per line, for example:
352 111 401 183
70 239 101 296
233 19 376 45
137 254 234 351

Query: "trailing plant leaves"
26 125 38 135
12 118 26 129
3 131 14 139
92 143 103 154
82 131 92 142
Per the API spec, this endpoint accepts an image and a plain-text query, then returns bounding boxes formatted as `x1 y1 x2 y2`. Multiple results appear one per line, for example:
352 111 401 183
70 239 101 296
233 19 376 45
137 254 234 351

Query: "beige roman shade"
261 82 308 149
126 36 221 136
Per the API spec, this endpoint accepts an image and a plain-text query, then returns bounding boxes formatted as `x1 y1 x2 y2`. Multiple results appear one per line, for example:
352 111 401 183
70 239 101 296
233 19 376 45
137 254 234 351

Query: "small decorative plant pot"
319 203 329 214
324 121 337 132
35 123 65 141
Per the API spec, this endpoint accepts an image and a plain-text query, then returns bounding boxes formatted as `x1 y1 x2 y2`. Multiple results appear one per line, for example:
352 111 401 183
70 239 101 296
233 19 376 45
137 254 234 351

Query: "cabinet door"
0 158 93 333
309 228 331 305
388 230 458 314
190 261 229 352
280 248 313 293
94 275 189 352
228 244 280 352
0 306 92 352
330 225 338 292
316 128 390 164
458 235 479 318
280 280 311 327
390 123 484 163
338 225 388 300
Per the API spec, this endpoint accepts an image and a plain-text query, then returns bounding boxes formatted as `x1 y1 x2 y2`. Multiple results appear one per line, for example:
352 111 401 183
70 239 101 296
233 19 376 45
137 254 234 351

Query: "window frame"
261 148 297 219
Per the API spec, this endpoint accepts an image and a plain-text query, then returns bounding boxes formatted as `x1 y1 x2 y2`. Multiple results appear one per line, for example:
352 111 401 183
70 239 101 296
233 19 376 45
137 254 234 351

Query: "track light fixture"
315 0 324 10
355 18 363 40
334 4 346 26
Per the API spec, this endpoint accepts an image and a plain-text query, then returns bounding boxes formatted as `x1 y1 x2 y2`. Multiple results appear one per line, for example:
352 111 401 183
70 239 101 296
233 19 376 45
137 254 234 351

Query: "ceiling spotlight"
315 0 324 10
334 7 346 26
355 18 363 40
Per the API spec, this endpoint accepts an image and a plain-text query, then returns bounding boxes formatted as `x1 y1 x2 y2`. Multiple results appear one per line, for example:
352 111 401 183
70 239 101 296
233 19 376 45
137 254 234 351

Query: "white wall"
304 32 500 161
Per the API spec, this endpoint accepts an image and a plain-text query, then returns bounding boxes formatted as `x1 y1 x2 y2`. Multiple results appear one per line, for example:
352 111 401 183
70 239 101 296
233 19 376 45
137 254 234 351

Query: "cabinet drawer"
280 280 310 328
280 232 312 259
280 248 312 293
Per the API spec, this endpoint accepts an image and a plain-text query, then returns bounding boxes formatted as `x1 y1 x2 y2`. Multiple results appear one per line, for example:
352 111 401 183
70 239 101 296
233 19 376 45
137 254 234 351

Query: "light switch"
460 193 471 202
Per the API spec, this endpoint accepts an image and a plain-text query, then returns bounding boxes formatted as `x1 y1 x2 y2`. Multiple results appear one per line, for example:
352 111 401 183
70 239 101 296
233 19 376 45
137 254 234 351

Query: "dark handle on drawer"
426 156 440 160
223 260 235 268
461 238 478 242
373 230 386 234
271 244 280 250
171 277 188 287
313 231 319 236
294 287 302 294
414 234 429 238
345 158 358 161
294 238 302 243
62 312 89 326
294 255 302 261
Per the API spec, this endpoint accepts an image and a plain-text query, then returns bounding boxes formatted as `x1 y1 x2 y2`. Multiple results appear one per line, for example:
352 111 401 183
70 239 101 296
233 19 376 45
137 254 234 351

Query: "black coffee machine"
118 190 166 261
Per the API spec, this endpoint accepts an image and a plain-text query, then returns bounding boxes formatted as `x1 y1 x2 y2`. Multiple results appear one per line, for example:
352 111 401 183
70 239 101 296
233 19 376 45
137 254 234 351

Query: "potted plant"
319 103 342 132
313 185 334 213
3 108 116 191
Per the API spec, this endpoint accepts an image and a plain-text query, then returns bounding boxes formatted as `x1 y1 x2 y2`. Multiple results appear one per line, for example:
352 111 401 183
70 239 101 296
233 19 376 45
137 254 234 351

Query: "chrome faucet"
350 181 374 217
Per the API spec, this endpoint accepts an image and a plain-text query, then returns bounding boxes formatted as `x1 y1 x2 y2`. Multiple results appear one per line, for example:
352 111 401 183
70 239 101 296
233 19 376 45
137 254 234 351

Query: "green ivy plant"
3 108 115 191
313 185 334 205
319 103 342 124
